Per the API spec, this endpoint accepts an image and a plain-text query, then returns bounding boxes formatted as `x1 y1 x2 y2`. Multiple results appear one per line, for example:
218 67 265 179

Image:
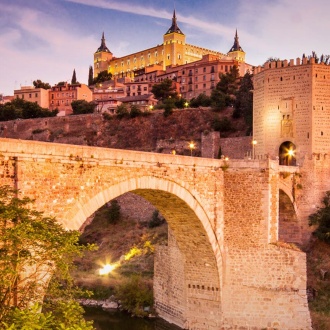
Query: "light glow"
99 263 117 275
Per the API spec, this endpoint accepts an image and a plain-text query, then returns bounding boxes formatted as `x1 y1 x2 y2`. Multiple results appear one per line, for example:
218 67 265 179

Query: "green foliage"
210 65 240 111
129 104 142 118
211 116 234 132
151 79 177 100
71 100 96 115
148 210 164 228
2 301 94 330
88 66 94 86
189 93 212 108
92 70 112 85
309 191 330 243
33 80 51 90
0 185 95 328
233 71 253 133
115 104 129 118
115 275 153 317
107 200 121 224
163 98 175 117
71 69 77 85
0 99 57 121
174 97 189 109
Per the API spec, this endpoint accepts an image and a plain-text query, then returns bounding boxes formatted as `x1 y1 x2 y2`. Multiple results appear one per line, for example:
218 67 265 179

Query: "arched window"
279 141 296 166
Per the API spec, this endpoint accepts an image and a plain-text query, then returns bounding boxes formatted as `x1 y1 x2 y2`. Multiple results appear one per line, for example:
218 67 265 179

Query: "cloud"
0 2 96 94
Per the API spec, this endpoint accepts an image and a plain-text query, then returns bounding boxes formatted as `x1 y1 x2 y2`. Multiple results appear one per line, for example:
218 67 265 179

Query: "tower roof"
165 10 184 35
96 32 112 53
228 29 244 53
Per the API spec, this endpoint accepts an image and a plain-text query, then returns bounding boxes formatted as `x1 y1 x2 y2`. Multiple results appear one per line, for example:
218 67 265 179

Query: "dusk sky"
1 0 329 96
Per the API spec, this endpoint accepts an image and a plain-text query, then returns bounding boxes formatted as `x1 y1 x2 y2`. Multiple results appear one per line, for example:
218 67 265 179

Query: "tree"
163 98 175 117
71 100 96 115
151 79 177 100
189 93 212 108
71 69 77 84
233 71 253 134
129 104 142 118
88 66 94 86
0 185 95 329
210 65 240 111
0 99 57 121
92 70 112 85
309 191 330 243
32 80 51 90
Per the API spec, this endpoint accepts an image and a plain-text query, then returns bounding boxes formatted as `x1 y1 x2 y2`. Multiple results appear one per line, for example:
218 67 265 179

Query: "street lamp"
252 140 257 159
189 141 195 156
184 102 189 108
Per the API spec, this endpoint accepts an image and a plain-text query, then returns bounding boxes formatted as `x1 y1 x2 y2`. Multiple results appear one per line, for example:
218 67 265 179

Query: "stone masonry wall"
0 139 312 329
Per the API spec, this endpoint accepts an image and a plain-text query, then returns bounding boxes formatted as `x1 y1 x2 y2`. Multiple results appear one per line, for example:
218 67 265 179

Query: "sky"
0 0 329 96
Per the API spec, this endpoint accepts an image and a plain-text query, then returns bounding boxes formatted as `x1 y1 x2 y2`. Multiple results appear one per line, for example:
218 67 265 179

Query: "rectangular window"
29 93 32 98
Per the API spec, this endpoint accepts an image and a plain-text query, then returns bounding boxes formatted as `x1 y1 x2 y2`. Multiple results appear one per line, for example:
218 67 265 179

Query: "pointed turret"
96 32 112 53
165 10 184 35
228 29 244 53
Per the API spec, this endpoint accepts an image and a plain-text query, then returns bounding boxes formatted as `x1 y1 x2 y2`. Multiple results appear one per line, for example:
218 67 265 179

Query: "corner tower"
228 29 245 62
94 32 113 77
163 10 186 69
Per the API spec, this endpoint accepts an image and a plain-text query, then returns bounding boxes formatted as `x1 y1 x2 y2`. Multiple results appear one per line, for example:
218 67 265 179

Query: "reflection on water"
84 307 182 330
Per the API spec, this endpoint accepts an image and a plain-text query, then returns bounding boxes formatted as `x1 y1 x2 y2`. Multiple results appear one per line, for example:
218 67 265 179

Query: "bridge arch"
63 175 224 328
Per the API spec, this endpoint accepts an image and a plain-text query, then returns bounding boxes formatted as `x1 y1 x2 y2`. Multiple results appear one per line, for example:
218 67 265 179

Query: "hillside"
0 107 247 154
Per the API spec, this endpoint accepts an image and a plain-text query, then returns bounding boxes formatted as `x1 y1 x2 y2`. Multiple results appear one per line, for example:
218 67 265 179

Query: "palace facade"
93 11 252 99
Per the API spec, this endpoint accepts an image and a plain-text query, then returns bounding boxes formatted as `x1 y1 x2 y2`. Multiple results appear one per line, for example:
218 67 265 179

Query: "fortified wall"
253 57 330 243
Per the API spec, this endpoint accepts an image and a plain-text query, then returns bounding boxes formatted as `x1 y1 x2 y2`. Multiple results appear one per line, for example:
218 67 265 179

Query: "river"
84 307 183 330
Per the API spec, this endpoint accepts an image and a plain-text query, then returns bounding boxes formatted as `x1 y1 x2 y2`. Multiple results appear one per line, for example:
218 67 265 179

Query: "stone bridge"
0 138 311 330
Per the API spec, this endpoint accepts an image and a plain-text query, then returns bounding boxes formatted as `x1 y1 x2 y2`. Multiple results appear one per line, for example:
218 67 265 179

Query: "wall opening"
279 141 296 166
278 189 300 243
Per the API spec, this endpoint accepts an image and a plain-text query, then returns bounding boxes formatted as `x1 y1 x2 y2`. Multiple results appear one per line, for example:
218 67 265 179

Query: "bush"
107 200 121 224
115 275 153 317
211 116 234 132
148 210 164 228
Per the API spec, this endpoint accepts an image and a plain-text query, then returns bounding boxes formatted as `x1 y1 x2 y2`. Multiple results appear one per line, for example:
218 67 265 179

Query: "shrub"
309 191 330 243
115 275 153 317
148 210 164 228
107 200 121 224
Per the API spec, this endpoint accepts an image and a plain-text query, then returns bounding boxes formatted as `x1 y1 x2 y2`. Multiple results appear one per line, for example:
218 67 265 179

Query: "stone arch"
278 189 300 243
279 141 296 166
61 175 223 329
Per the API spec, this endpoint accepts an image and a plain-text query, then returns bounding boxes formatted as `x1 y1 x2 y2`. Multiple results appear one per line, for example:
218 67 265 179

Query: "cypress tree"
71 69 77 84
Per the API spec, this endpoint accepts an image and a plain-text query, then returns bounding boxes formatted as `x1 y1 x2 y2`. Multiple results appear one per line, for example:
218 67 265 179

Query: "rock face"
0 108 248 157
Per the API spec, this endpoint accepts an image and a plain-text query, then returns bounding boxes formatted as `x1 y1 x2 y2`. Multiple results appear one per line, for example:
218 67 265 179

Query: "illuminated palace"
93 10 252 99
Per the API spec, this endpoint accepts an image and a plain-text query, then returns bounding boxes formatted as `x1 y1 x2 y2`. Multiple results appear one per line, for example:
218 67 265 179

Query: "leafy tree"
151 79 178 100
309 191 330 243
71 100 96 115
163 98 175 117
189 93 212 108
32 80 51 90
107 200 121 224
0 99 57 121
88 66 94 86
92 70 112 85
115 104 129 119
0 185 95 329
210 65 240 111
71 69 77 84
233 71 253 133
